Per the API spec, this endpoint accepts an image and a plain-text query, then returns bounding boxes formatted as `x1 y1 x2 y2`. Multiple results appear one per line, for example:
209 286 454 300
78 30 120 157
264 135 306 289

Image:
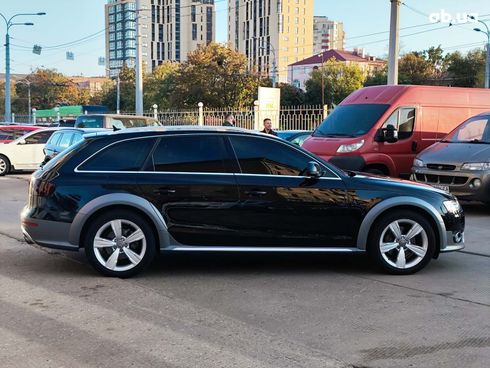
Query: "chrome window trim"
74 132 343 180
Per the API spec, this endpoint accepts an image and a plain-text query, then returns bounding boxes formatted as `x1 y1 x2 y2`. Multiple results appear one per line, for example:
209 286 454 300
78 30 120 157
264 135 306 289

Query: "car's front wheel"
368 210 436 274
0 154 11 176
84 209 156 277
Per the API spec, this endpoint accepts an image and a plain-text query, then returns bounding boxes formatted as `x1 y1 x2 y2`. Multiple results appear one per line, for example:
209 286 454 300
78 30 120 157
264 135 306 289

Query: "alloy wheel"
379 218 428 269
93 219 147 272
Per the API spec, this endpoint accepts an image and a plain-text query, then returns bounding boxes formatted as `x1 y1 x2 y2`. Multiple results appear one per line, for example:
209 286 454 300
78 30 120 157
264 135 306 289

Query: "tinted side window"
76 116 103 128
25 131 53 144
152 135 227 173
47 131 63 146
229 136 316 176
78 138 155 171
58 132 74 149
71 132 83 145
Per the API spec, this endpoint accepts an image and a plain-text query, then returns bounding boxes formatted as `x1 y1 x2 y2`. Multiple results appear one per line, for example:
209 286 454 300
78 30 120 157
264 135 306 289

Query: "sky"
0 0 489 77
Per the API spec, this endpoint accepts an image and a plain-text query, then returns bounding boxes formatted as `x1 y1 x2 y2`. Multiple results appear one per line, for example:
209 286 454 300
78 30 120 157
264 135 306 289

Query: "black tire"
84 209 157 278
368 210 436 275
0 154 11 176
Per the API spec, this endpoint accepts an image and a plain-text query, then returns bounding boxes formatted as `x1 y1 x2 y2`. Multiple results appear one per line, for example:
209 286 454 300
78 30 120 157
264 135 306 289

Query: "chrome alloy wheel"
379 219 428 270
93 219 147 272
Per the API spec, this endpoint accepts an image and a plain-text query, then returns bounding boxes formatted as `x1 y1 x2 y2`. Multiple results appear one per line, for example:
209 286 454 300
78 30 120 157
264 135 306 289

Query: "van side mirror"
305 161 321 178
384 125 399 143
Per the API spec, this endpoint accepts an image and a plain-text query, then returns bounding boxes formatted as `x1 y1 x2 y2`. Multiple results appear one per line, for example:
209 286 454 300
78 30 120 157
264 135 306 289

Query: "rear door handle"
153 188 176 194
245 190 267 196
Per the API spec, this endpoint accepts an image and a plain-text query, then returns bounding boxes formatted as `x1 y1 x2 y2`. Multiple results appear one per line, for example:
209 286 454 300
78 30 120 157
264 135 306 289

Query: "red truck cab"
303 85 490 178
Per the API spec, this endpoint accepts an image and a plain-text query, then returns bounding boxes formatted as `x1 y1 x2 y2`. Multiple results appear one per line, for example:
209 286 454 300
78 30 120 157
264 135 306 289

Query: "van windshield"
444 115 490 143
313 104 390 137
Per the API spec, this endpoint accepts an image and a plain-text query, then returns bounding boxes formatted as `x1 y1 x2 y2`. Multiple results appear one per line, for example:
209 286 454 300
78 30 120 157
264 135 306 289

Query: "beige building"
69 77 110 96
288 49 386 90
105 0 215 77
313 16 345 53
228 0 314 84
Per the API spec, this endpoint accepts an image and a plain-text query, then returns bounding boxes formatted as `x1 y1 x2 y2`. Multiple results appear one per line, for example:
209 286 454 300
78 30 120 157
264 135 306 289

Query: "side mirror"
305 161 321 178
18 139 27 145
382 124 399 143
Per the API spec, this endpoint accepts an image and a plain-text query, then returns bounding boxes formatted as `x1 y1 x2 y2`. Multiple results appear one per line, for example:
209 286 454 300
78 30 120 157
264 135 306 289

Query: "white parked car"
0 128 57 176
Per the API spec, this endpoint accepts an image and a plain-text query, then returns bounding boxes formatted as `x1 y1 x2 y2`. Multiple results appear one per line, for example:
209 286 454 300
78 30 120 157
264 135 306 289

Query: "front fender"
356 196 447 250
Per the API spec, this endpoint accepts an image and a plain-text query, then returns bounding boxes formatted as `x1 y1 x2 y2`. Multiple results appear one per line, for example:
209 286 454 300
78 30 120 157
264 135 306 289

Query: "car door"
379 106 419 177
227 134 351 247
13 130 54 169
137 134 241 246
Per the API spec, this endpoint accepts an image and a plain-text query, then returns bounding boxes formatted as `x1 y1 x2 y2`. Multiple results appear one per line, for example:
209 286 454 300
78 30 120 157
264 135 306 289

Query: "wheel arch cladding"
68 193 170 249
356 196 446 251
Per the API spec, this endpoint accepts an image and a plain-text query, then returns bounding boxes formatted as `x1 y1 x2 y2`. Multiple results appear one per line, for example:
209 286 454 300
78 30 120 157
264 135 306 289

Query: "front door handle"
153 188 176 194
411 141 418 152
245 190 267 196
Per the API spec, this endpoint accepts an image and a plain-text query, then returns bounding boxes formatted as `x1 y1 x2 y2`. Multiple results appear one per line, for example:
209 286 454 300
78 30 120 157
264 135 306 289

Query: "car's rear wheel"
84 210 156 277
368 210 436 274
0 155 11 176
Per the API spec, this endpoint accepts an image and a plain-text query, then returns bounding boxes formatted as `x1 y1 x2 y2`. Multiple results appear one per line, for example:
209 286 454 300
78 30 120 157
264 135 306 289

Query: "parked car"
0 128 57 176
42 128 109 164
302 85 490 178
0 125 40 144
22 127 464 277
411 112 490 203
75 114 161 129
277 130 312 146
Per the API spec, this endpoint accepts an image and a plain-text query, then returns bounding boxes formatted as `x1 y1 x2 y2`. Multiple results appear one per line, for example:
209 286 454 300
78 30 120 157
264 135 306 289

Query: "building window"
126 30 136 39
126 21 136 29
109 51 115 59
116 22 122 30
126 11 136 20
116 13 122 21
125 39 136 48
126 49 136 57
109 42 115 50
116 50 122 58
191 5 196 22
192 23 197 40
116 41 123 49
109 6 115 14
109 14 115 22
126 2 136 10
109 24 115 32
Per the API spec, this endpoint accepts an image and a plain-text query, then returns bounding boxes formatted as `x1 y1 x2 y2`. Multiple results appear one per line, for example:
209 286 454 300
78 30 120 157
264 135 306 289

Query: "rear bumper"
21 207 78 251
411 169 490 202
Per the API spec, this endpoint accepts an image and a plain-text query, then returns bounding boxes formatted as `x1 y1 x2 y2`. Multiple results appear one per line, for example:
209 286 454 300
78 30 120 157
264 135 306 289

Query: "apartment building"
313 16 345 53
228 0 314 84
105 0 215 77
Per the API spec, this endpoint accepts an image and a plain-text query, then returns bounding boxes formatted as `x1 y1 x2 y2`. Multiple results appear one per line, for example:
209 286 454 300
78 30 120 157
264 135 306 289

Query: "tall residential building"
313 16 345 54
228 0 314 84
105 0 215 77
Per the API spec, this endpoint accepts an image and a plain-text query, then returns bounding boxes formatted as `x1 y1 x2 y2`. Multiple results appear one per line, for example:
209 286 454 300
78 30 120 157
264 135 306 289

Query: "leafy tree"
101 63 136 111
398 53 433 84
171 43 269 107
144 62 179 110
446 49 486 87
364 67 387 86
304 58 365 107
278 83 305 106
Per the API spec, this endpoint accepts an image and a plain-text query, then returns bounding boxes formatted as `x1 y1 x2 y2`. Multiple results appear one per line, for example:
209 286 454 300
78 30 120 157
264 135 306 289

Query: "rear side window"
58 132 74 149
25 131 53 144
151 135 227 173
78 138 155 171
47 131 63 146
76 116 104 128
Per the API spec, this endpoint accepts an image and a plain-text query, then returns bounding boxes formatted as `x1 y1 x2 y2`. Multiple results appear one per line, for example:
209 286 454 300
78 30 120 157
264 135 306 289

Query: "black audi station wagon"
21 127 465 277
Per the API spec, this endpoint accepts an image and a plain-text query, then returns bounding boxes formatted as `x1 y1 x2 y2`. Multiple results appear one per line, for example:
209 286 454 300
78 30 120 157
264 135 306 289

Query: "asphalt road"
0 174 489 368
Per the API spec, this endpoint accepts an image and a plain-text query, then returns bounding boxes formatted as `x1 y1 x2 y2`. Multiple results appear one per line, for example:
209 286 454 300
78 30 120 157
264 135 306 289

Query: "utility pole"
0 12 45 122
471 17 490 88
135 0 143 115
387 0 400 85
116 75 121 114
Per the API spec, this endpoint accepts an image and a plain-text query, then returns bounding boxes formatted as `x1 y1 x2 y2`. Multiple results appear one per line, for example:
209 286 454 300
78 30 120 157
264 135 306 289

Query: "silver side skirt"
164 246 364 253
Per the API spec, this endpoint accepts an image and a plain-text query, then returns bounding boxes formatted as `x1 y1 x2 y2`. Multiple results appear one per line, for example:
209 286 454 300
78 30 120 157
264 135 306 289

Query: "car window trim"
74 132 341 180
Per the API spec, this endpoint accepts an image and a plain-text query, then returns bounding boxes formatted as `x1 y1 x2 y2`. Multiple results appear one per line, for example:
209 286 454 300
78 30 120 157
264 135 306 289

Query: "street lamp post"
258 39 277 87
0 12 46 122
470 17 490 89
318 53 325 107
16 79 32 123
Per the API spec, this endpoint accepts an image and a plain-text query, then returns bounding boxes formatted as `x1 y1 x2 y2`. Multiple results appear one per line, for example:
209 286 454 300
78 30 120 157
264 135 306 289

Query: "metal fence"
129 104 327 131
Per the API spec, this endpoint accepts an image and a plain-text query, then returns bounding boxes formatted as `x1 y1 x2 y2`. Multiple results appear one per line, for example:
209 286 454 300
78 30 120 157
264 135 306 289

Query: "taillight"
34 179 56 197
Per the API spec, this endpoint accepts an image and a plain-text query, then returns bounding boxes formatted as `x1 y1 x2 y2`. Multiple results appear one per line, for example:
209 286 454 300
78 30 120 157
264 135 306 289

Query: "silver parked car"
411 112 490 203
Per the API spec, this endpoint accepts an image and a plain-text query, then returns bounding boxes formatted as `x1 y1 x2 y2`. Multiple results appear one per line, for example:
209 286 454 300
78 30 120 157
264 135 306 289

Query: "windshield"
314 104 390 137
75 116 104 128
445 115 490 143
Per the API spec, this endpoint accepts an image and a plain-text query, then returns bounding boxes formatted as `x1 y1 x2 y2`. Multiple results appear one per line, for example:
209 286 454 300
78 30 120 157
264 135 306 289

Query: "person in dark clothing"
260 118 278 136
223 113 236 126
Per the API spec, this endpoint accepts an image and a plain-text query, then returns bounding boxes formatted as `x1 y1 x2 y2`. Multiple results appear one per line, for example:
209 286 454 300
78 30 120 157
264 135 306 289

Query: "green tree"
446 49 486 87
144 62 179 110
398 53 433 84
304 58 366 106
101 64 136 111
278 83 305 106
171 43 268 107
364 67 387 86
